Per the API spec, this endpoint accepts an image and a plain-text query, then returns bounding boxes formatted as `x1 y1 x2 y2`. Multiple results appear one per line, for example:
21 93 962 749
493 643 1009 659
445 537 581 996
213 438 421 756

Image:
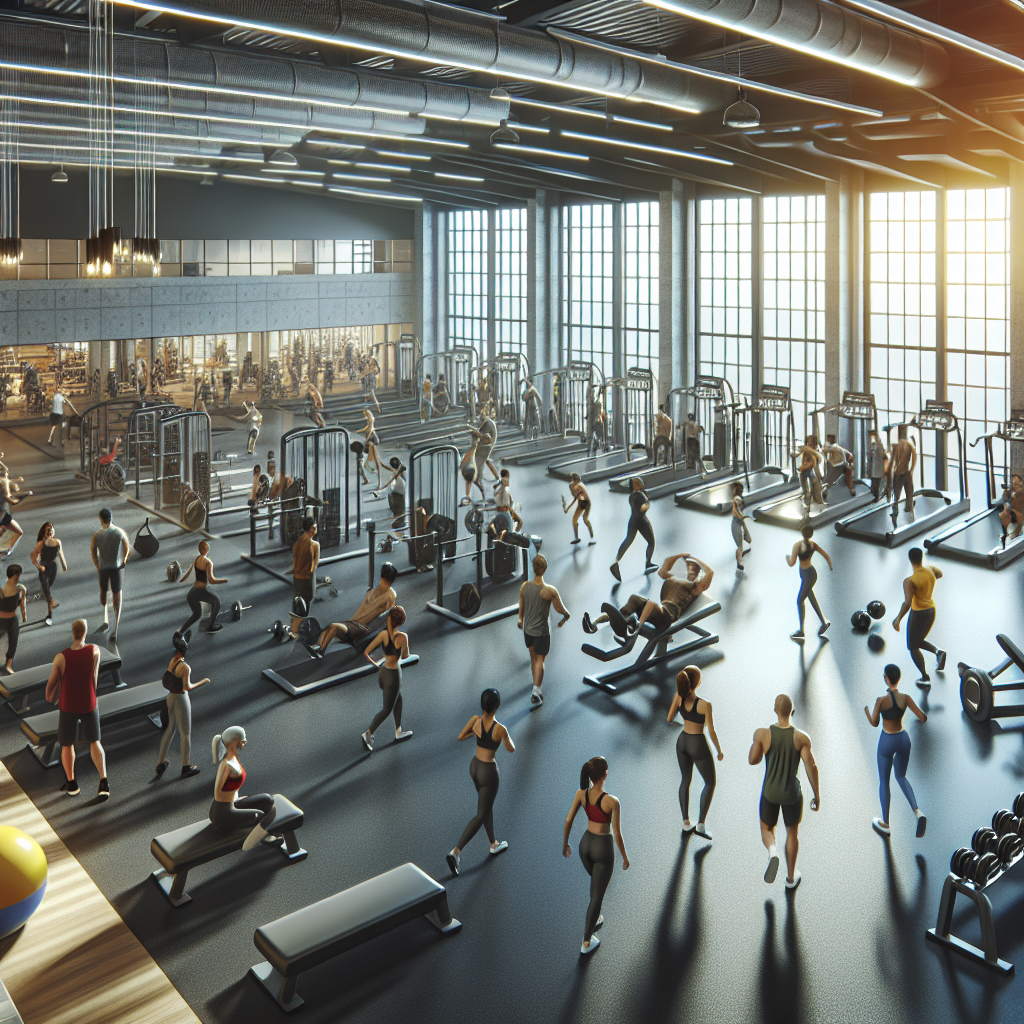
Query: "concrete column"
659 180 696 404
527 190 560 396
1010 163 1024 474
414 201 443 355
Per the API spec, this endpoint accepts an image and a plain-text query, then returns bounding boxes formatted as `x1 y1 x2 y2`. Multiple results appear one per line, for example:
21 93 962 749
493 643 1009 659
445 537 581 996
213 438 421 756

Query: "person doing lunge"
177 540 228 635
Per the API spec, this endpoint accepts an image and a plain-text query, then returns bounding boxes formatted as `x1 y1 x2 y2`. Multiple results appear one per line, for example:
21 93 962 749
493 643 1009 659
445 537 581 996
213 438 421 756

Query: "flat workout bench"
0 647 124 714
250 862 461 1013
582 594 722 694
20 679 165 767
151 793 306 907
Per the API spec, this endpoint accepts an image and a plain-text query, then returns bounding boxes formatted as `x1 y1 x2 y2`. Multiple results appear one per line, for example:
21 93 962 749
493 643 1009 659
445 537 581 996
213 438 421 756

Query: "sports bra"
880 694 907 722
382 627 400 657
40 543 59 565
798 540 813 561
220 761 245 792
162 666 184 694
584 789 612 824
681 696 706 725
0 589 19 612
194 559 208 584
477 718 501 751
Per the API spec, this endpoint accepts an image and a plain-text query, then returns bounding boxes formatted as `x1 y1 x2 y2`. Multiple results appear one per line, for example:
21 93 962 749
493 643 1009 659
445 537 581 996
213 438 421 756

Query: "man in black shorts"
583 552 713 638
89 507 129 642
518 554 570 707
315 562 398 656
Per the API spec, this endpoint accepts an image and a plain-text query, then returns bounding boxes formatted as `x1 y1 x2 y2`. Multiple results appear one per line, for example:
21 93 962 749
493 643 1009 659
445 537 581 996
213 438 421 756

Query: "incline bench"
582 594 722 694
1 647 124 714
20 679 166 767
151 793 306 907
250 862 460 1012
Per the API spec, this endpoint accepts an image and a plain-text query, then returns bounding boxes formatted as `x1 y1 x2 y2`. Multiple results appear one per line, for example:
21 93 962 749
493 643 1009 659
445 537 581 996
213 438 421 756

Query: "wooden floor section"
0 762 201 1024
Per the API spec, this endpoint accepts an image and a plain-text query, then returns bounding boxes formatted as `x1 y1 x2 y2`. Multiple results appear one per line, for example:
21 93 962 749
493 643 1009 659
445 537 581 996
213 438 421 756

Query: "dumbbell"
231 600 252 622
1013 792 1024 818
996 832 1023 863
316 575 331 587
951 847 975 878
267 620 289 642
992 809 1023 837
974 852 1001 884
972 826 999 855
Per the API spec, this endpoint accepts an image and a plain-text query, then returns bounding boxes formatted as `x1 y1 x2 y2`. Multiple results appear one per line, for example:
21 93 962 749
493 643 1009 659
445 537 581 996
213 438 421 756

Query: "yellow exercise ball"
0 826 47 939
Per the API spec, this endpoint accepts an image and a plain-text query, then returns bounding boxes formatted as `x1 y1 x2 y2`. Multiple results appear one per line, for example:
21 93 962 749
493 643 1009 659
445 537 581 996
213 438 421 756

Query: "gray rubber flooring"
1 408 1023 1024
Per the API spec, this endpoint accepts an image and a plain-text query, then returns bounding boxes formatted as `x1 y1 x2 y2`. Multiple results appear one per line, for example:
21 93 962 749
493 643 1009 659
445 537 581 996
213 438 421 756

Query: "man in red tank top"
45 618 106 799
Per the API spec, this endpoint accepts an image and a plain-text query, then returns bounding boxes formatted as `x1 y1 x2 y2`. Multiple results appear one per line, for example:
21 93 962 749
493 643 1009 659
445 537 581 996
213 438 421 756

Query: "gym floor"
1 412 1023 1024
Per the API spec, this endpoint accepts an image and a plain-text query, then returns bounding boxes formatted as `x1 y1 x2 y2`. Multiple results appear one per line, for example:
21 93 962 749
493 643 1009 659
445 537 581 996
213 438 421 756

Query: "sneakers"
872 817 891 837
609 562 621 582
818 619 831 636
489 840 508 856
785 870 802 891
242 823 269 851
916 812 928 838
580 935 601 955
60 778 80 796
204 624 224 633
155 761 169 776
530 687 544 707
44 617 52 626
694 823 713 842
582 612 597 634
916 678 931 691
681 820 695 834
644 561 659 573
395 728 414 742
571 537 581 545
765 847 780 884
446 850 461 876
594 915 604 930
790 630 805 641
97 778 110 801
936 650 947 672
361 731 374 752
181 764 201 779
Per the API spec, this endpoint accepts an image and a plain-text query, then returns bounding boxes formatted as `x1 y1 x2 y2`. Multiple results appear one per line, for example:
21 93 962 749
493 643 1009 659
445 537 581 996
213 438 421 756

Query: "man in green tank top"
749 694 820 891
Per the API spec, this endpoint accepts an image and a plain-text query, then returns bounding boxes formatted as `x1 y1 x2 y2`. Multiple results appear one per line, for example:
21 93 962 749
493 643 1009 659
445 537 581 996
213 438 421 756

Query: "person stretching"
749 694 820 891
156 632 208 779
786 525 832 640
610 477 655 581
177 540 228 635
209 726 278 850
447 688 514 876
668 666 723 841
892 546 945 690
562 756 630 956
45 619 107 799
864 663 927 839
563 473 594 544
361 606 413 751
90 507 129 642
0 565 26 673
731 481 751 571
316 562 398 655
30 521 66 625
518 554 570 708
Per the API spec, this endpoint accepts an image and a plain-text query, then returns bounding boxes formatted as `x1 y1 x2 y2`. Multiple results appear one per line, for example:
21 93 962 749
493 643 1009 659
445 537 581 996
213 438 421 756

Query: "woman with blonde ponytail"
209 726 277 851
562 756 629 956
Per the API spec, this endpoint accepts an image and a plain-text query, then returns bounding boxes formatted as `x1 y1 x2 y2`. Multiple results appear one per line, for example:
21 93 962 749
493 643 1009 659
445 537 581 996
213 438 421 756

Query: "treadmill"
924 413 1024 569
500 363 594 465
835 400 971 546
754 391 879 530
680 384 798 513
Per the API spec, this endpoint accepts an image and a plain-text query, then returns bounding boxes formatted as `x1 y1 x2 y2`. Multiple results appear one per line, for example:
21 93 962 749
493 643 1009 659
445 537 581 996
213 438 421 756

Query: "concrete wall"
0 273 415 345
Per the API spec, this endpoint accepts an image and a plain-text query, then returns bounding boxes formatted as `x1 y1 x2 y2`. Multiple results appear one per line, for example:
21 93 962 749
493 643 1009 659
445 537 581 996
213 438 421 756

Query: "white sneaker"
580 935 600 955
530 687 543 707
786 870 802 891
242 823 269 851
361 731 374 751
695 823 713 842
489 840 508 856
395 728 413 742
446 850 460 876
872 817 891 837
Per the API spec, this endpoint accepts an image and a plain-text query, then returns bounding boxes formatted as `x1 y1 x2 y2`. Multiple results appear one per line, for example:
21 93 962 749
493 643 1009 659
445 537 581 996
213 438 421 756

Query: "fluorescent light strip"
609 114 673 131
507 123 550 135
332 172 392 183
375 149 431 162
328 185 421 203
356 162 411 172
492 142 588 161
421 113 502 126
561 129 732 165
435 172 485 181
110 0 705 113
306 134 467 149
260 168 323 177
11 118 268 152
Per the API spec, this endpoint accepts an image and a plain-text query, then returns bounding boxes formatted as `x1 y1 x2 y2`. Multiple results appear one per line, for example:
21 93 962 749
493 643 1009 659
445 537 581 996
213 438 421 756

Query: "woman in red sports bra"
209 725 277 850
562 756 630 956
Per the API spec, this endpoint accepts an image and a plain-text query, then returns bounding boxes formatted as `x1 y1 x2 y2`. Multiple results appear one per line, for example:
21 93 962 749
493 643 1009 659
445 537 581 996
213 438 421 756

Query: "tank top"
0 588 19 612
40 542 59 566
194 559 208 584
220 761 245 792
58 645 98 714
910 565 935 610
520 581 552 637
584 789 612 823
292 535 314 578
762 724 802 805
880 693 907 722
681 696 705 725
477 718 500 751
382 627 400 657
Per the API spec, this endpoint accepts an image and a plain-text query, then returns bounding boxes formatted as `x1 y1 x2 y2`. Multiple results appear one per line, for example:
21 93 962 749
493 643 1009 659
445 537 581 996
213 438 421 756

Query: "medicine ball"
389 456 403 470
459 583 482 618
851 610 871 632
867 600 886 620
167 560 181 582
867 633 885 652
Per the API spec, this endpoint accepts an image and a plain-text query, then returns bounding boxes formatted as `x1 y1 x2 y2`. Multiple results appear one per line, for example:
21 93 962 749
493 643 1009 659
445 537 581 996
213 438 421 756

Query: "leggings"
457 757 499 850
676 731 716 822
181 586 221 633
39 563 57 607
157 691 192 766
579 831 615 940
877 730 917 821
616 515 655 564
907 608 937 678
209 793 275 831
0 615 18 661
369 666 403 733
797 565 824 630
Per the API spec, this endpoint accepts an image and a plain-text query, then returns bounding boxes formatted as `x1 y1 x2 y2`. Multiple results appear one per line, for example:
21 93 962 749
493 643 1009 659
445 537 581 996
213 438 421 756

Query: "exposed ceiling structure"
4 0 1022 206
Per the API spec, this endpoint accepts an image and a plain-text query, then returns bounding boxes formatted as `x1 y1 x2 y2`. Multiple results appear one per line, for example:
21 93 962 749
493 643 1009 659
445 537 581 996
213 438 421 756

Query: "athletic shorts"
248 428 259 443
341 620 370 647
759 793 803 828
57 708 101 747
98 567 123 594
0 511 11 528
293 576 314 612
578 500 591 514
49 412 63 425
525 631 550 656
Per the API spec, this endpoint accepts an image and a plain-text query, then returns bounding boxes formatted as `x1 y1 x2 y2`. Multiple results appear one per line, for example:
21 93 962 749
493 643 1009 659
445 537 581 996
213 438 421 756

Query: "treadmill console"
838 392 877 420
626 368 654 391
1003 418 1024 441
692 376 725 401
757 385 791 411
916 400 956 432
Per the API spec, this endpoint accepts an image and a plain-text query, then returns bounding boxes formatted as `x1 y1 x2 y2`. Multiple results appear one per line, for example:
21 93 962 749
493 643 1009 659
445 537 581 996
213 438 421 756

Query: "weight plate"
975 852 1000 885
973 827 991 853
996 833 1017 863
183 498 207 532
1014 792 1024 818
993 809 1010 834
464 507 483 533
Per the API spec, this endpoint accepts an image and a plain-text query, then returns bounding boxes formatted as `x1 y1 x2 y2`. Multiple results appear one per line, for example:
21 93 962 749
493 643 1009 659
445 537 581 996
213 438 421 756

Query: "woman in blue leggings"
864 663 927 839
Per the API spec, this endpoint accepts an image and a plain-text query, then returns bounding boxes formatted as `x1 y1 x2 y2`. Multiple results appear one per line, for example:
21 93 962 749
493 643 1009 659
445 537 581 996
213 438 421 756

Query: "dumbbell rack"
927 850 1022 973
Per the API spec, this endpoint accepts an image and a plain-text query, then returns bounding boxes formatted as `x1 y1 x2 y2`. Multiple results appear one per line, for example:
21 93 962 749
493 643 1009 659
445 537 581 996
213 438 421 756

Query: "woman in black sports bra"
447 688 515 877
0 563 25 673
786 524 833 640
667 665 723 841
177 540 228 636
864 663 927 839
361 606 413 752
30 521 67 625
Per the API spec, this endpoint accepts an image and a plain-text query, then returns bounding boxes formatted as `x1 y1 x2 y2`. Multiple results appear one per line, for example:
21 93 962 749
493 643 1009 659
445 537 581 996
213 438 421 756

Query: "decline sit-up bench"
581 594 722 694
151 793 306 907
262 614 418 698
250 862 460 1012
20 679 167 767
0 647 124 714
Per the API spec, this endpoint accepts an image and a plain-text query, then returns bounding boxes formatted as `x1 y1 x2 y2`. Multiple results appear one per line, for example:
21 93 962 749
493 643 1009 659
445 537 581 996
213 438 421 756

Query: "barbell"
231 600 252 622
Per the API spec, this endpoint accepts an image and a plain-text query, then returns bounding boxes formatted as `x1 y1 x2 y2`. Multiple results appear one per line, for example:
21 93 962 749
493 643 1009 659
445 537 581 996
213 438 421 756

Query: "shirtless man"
518 554 570 708
232 400 263 455
289 518 319 640
582 552 713 639
795 435 822 506
998 474 1024 545
305 381 326 428
315 562 398 656
889 426 917 519
683 414 705 474
821 434 856 498
653 403 673 465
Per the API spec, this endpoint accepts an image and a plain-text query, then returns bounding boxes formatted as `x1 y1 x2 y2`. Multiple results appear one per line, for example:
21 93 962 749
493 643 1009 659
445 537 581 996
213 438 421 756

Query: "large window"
562 203 615 379
447 209 489 352
623 201 659 373
698 197 753 396
495 207 527 357
762 195 826 434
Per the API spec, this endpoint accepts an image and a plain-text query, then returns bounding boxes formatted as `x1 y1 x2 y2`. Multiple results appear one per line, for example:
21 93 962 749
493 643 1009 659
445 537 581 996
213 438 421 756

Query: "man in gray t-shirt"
517 553 570 708
89 508 130 642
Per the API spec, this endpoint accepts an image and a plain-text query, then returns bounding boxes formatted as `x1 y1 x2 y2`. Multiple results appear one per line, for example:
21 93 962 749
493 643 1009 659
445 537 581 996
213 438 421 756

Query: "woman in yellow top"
892 547 945 690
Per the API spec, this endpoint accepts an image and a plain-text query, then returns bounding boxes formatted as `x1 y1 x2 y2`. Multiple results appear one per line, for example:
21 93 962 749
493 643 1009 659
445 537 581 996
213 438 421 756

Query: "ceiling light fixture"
327 185 422 203
51 164 68 182
356 161 411 172
560 130 733 165
374 149 431 162
490 119 520 145
723 88 761 129
260 167 323 176
435 172 485 182
492 142 589 161
489 83 511 102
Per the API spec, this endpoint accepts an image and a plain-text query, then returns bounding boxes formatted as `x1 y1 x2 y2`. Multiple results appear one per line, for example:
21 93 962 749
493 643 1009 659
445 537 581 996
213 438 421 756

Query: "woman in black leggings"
30 521 67 625
668 665 723 841
177 540 228 636
563 756 630 955
0 564 25 674
610 477 656 582
786 525 833 640
447 688 514 876
361 606 414 751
